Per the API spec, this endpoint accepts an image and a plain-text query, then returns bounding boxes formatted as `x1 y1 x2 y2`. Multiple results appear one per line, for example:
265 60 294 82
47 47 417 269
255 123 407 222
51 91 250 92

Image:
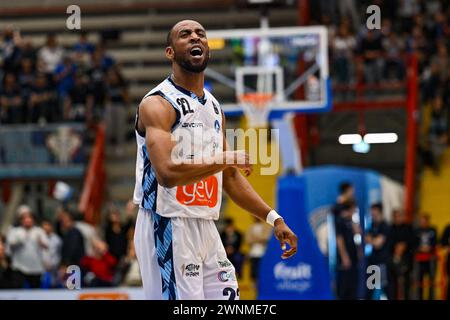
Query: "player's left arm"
221 113 298 259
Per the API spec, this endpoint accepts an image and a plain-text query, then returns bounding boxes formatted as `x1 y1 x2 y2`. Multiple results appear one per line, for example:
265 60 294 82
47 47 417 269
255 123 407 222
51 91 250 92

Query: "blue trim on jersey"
150 90 181 131
141 88 181 131
152 211 178 300
167 76 207 105
141 145 158 212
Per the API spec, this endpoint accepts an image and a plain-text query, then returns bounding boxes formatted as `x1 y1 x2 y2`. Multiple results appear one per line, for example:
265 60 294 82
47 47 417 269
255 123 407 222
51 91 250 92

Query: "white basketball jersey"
133 77 223 220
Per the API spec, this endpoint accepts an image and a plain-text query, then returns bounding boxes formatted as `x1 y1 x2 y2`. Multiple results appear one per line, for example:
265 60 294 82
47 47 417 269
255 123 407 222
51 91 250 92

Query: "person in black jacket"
59 210 85 276
389 209 415 300
220 218 244 278
335 200 361 300
414 214 438 300
365 203 391 300
103 202 135 262
440 223 450 300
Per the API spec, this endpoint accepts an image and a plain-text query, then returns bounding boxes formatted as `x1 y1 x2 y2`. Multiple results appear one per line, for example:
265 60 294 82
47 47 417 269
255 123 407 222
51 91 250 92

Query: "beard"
174 49 209 73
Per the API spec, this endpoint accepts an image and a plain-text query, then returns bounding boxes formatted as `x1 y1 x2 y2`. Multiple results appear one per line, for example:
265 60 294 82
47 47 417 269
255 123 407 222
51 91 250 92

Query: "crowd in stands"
333 182 450 300
319 0 450 171
0 28 130 151
0 201 140 289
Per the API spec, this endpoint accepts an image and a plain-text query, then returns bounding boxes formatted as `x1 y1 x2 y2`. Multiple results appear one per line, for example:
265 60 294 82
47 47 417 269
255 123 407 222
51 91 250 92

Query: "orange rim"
239 93 273 109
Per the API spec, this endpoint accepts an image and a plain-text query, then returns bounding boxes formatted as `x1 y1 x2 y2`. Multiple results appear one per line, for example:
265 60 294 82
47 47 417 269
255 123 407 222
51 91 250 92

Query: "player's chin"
189 55 206 65
185 61 208 73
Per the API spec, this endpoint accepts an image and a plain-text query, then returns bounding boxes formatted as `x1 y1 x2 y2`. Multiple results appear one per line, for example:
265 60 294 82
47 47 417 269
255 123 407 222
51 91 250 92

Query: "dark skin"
137 20 297 259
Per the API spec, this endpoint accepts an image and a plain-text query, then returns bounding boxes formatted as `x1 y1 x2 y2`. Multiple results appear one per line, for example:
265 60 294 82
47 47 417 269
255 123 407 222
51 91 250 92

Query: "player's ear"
165 46 174 60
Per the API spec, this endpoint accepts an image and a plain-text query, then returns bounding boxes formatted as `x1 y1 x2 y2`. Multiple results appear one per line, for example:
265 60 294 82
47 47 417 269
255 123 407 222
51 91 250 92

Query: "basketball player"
133 20 298 300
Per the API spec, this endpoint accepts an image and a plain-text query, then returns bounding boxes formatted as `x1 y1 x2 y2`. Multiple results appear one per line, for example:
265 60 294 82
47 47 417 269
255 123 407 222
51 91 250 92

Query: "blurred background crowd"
0 30 130 152
0 0 449 300
0 201 140 289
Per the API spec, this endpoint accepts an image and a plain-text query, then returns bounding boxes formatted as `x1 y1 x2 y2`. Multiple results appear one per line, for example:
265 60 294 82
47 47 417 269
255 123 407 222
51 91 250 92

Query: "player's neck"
171 69 204 98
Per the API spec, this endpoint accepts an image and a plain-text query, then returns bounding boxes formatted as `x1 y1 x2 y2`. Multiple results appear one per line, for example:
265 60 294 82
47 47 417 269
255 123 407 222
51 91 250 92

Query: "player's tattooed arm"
138 95 250 187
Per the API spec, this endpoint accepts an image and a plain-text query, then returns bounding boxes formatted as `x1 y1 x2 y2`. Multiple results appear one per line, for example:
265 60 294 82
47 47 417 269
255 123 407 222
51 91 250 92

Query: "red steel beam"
404 54 419 223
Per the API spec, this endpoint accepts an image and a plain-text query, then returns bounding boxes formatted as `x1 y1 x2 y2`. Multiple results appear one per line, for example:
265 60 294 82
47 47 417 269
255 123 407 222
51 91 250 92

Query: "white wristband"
266 210 283 227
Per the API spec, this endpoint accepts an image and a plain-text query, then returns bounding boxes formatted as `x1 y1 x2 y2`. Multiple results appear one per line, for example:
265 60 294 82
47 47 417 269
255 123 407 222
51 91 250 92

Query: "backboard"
205 26 331 125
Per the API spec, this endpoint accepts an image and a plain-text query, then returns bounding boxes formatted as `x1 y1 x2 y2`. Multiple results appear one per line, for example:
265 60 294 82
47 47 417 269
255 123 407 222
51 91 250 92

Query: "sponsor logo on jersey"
214 120 220 133
181 122 204 128
182 263 200 277
176 176 218 207
217 259 232 269
217 271 236 282
212 101 220 115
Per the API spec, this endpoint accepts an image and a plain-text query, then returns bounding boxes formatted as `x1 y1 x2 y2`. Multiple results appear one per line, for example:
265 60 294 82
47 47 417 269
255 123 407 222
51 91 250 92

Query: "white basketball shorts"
134 207 239 300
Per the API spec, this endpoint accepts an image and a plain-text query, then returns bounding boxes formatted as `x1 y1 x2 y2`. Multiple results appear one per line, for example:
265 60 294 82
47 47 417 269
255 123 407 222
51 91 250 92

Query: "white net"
239 93 273 128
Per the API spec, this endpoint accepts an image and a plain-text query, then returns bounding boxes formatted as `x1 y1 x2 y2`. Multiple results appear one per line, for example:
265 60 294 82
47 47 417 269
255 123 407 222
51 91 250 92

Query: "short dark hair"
224 218 234 226
371 203 383 212
166 26 174 47
339 182 353 194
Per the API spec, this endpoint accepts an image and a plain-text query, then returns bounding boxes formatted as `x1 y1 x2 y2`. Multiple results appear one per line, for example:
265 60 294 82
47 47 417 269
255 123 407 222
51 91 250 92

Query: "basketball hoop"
239 93 273 127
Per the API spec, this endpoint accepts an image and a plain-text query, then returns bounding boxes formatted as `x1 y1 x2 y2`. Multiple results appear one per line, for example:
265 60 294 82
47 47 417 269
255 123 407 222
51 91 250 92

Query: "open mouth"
190 46 203 57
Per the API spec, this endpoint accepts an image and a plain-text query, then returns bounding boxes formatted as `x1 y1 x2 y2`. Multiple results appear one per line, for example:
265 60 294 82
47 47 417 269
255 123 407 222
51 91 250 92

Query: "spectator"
104 202 134 262
337 0 359 32
64 72 93 122
359 29 383 85
335 200 360 300
389 209 415 300
431 42 449 82
81 239 117 287
73 31 95 71
6 205 48 288
414 214 438 300
73 31 95 55
220 218 244 278
41 220 62 288
0 26 22 74
245 217 272 284
17 38 37 66
397 0 421 33
105 67 130 153
87 50 108 121
94 43 115 71
382 31 405 81
441 223 450 301
365 203 391 300
59 209 85 271
116 240 141 287
0 235 12 289
332 23 356 86
427 94 448 173
28 73 58 123
332 181 355 217
406 25 427 54
1 73 24 123
54 54 77 99
421 62 443 105
38 33 64 75
74 212 100 258
17 58 36 102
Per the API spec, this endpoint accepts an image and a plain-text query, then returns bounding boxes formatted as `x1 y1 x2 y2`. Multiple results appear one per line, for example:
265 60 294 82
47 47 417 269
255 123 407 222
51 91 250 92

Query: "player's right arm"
138 95 250 188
